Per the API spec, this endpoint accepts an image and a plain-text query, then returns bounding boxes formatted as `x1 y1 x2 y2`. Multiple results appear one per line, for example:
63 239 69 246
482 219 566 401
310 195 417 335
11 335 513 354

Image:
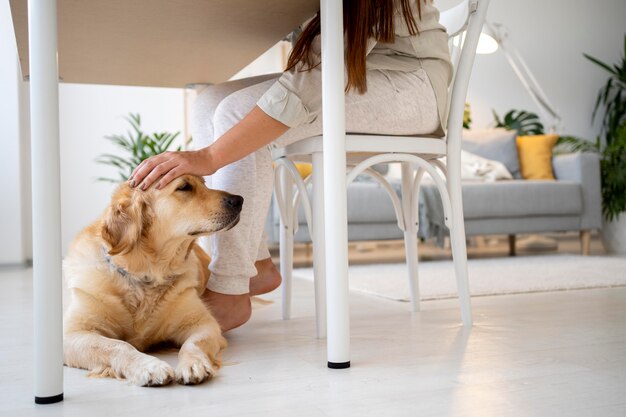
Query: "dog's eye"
176 182 193 192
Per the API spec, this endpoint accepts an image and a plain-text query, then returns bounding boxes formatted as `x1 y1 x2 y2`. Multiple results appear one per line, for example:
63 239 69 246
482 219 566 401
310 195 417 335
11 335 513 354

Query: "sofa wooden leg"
508 234 516 256
580 230 591 256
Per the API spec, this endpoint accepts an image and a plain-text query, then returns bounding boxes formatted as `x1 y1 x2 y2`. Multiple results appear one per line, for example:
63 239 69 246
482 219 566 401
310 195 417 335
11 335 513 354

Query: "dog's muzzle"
222 194 243 230
223 194 244 214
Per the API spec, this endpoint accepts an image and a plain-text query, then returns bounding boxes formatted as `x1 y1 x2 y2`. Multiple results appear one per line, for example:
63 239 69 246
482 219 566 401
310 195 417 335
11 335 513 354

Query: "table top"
9 0 318 88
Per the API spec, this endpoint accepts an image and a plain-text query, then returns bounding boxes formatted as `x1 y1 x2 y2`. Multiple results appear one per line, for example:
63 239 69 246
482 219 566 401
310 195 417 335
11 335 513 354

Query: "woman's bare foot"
201 290 251 332
200 259 279 331
250 258 282 296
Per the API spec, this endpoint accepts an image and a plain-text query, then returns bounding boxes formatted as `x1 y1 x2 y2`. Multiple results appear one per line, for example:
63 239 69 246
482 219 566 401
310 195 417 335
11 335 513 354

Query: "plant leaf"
96 112 182 184
160 131 180 151
584 53 618 75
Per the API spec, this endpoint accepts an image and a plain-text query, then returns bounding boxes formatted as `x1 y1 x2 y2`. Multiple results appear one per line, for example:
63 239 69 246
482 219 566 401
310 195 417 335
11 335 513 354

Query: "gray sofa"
265 152 602 254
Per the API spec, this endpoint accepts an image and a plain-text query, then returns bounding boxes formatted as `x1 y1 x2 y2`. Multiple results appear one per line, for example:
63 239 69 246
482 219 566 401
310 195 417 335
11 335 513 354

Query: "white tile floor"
1 266 625 417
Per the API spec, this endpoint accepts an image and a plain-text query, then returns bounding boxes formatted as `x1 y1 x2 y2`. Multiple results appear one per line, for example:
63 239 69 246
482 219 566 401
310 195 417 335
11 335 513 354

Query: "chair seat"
271 134 447 163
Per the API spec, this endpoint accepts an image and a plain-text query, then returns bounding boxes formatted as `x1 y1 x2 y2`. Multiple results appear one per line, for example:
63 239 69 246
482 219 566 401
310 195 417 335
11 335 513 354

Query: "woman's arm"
129 106 289 190
130 32 376 190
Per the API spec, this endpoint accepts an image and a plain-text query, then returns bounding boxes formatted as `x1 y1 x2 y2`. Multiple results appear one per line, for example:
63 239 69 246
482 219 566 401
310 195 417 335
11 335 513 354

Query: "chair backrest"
437 0 490 151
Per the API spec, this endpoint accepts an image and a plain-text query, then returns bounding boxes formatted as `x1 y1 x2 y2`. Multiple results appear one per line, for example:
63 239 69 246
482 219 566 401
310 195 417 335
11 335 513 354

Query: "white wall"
231 41 290 80
465 0 626 139
17 55 32 263
0 1 28 264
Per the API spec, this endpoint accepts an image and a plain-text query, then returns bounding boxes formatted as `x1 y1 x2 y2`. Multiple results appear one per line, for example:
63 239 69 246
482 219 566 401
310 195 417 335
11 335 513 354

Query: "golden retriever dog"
63 175 242 386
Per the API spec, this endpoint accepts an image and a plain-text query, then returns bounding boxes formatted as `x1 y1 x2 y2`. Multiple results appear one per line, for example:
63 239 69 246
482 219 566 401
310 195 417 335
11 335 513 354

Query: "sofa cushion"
462 128 521 178
460 180 582 219
516 134 559 179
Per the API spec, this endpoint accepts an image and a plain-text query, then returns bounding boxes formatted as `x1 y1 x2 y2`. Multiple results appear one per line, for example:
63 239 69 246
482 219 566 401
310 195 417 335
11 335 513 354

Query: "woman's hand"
129 147 215 190
129 106 288 190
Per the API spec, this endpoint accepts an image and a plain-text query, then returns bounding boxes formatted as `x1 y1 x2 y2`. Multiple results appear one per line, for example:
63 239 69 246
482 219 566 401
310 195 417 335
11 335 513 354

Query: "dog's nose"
223 195 244 212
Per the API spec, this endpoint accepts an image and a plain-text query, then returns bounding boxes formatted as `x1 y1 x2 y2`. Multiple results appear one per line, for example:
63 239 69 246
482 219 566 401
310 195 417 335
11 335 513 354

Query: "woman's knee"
193 85 235 124
212 92 257 138
191 86 228 148
194 74 280 120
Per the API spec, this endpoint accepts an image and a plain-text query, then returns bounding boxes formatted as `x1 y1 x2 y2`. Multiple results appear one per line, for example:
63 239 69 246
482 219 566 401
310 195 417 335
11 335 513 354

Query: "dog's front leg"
176 323 226 384
64 331 174 386
167 294 227 385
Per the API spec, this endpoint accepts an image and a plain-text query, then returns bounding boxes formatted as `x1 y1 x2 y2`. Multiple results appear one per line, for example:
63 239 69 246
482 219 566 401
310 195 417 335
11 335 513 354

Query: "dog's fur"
63 175 242 386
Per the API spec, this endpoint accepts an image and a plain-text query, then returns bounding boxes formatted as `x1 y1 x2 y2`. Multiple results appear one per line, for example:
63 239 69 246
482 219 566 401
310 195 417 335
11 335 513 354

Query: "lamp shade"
454 32 499 54
476 32 499 54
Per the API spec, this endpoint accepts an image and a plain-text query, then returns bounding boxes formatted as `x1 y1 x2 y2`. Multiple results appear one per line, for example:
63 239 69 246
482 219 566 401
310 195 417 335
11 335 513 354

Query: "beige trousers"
191 68 439 295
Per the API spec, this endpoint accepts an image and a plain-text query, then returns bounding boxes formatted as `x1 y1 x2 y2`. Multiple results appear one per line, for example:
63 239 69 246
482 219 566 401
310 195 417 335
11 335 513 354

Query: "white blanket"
387 150 513 182
441 150 513 181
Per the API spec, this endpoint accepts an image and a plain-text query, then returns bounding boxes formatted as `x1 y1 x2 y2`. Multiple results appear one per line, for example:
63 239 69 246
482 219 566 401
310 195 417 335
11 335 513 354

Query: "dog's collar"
101 246 155 284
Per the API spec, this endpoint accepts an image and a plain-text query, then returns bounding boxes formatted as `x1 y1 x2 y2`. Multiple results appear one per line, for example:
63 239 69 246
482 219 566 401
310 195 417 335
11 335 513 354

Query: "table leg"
28 0 64 404
320 0 350 369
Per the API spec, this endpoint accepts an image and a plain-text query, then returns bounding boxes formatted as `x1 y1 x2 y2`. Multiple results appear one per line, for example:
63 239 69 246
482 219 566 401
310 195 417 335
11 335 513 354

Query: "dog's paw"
126 356 175 387
175 354 217 385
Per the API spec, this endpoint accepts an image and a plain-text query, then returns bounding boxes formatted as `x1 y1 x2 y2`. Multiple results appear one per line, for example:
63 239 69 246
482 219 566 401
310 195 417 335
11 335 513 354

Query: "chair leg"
401 163 420 312
447 171 473 327
278 167 294 320
580 230 591 256
312 152 327 338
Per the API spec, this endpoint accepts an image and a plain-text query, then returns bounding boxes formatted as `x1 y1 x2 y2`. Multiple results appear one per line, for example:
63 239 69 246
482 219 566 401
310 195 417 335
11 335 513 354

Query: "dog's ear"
101 186 152 255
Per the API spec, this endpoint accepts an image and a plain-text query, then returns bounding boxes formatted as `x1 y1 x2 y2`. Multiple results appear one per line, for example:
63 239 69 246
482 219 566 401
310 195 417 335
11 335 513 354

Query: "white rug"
294 254 626 302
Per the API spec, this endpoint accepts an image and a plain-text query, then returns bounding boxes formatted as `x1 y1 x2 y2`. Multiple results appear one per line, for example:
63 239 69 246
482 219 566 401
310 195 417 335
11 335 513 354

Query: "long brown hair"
285 0 426 94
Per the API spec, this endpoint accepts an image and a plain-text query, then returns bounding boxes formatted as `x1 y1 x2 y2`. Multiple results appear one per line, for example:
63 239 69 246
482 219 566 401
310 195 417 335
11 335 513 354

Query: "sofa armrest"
553 152 602 230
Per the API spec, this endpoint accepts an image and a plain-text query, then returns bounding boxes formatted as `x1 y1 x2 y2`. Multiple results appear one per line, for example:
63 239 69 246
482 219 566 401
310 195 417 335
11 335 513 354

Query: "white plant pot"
601 212 626 255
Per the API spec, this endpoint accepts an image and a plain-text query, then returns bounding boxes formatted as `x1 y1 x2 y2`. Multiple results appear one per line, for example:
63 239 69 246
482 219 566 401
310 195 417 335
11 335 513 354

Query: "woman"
129 0 452 331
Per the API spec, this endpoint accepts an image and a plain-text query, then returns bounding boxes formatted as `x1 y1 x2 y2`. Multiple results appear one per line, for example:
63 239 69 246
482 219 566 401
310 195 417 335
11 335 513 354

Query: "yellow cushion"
295 163 313 179
516 134 559 180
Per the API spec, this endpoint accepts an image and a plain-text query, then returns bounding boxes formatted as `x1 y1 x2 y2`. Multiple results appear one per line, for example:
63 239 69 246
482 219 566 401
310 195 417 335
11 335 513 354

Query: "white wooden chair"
272 0 490 338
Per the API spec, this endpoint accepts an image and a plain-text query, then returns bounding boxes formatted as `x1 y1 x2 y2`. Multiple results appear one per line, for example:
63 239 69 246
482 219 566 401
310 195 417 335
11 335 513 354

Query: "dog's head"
101 175 242 255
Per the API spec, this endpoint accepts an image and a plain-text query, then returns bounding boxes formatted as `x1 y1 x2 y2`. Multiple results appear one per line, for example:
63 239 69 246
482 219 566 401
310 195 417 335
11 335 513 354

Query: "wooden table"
10 0 351 404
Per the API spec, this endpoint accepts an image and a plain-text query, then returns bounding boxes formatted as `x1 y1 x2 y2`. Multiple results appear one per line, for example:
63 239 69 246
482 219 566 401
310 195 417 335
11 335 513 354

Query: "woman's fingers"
156 167 184 189
130 155 173 190
130 152 171 182
129 153 169 187
136 158 177 190
129 162 142 182
128 150 211 190
130 156 153 183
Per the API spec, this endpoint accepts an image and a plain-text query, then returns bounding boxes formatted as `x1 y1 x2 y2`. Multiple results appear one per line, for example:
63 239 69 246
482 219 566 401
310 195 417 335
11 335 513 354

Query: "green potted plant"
96 113 181 183
493 109 545 135
564 35 626 253
463 102 472 129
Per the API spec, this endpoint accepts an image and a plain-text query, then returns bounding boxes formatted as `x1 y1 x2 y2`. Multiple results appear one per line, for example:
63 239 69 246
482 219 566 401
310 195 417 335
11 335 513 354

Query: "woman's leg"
203 68 439 330
191 75 282 303
207 79 279 294
200 79 284 330
191 74 281 150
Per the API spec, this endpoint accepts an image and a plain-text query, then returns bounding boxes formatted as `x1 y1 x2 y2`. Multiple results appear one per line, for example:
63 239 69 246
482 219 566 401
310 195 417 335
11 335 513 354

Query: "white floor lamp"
481 22 562 133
